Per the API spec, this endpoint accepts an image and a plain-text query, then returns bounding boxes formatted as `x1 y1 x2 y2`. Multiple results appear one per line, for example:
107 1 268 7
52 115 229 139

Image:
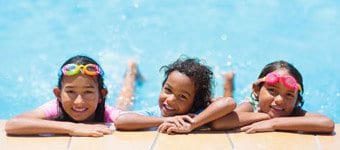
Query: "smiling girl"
5 55 135 137
115 57 236 134
211 60 334 134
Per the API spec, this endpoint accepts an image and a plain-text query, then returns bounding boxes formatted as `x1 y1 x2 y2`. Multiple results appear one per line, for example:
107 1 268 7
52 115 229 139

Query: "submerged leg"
116 60 142 110
223 72 234 98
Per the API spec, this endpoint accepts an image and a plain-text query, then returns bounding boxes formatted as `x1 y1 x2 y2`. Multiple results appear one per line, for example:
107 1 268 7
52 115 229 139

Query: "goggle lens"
62 64 101 76
257 72 301 91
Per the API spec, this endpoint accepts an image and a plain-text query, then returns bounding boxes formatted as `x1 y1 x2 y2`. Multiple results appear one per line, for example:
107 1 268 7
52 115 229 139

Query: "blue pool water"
0 0 339 123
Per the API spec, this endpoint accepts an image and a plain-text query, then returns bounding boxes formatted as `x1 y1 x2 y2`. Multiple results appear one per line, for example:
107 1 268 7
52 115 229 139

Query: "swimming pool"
1 0 339 123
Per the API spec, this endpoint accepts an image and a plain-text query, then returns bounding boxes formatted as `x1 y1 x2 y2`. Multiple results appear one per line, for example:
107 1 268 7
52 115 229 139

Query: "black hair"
254 60 304 109
56 55 106 122
160 56 214 114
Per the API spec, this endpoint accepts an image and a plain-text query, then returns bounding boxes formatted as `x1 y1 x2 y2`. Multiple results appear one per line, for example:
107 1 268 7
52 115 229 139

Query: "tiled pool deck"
1 120 338 150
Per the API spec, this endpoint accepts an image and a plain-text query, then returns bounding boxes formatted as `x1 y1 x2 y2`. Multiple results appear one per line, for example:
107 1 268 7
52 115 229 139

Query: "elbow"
210 119 226 130
320 118 335 133
218 97 236 114
114 116 126 130
5 118 20 134
114 115 136 131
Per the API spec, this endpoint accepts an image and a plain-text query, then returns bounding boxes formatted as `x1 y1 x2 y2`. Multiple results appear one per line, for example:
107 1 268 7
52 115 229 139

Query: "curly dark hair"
56 55 106 122
255 60 304 109
160 56 214 113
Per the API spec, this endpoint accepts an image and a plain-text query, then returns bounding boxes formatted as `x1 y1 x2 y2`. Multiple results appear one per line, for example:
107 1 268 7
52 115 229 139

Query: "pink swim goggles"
256 72 301 91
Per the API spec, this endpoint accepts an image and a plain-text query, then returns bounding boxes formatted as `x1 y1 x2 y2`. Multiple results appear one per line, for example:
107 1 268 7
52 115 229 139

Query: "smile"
162 104 175 111
72 106 88 112
270 105 284 111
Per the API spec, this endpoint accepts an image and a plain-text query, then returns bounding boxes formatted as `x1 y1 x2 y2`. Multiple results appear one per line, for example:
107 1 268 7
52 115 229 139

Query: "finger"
178 118 187 126
167 127 177 134
158 124 166 133
240 125 251 132
100 128 113 134
157 124 163 132
159 123 172 133
92 131 104 137
173 119 181 127
245 128 256 134
182 116 194 123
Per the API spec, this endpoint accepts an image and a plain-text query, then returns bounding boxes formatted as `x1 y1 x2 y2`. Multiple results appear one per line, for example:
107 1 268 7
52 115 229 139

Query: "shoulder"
135 106 161 117
37 99 60 119
235 99 254 112
292 108 321 117
104 105 122 123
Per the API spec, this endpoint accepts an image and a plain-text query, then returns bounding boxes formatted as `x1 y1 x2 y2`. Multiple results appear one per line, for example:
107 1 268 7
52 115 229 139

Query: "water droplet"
220 34 227 41
134 3 139 8
226 54 232 66
336 92 340 96
17 76 24 82
121 15 126 20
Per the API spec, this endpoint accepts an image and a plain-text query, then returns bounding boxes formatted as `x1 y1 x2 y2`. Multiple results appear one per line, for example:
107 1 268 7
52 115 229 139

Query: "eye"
84 90 94 94
179 94 188 101
285 93 295 99
163 87 172 94
267 87 278 95
66 90 75 94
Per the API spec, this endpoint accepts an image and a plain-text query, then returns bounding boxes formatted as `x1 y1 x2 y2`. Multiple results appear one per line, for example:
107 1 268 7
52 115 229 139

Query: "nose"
165 94 177 104
74 94 85 104
274 95 284 105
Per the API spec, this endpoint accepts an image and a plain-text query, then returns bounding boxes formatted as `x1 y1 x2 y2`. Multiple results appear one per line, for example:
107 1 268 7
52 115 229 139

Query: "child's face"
56 74 102 122
159 71 196 117
256 70 299 117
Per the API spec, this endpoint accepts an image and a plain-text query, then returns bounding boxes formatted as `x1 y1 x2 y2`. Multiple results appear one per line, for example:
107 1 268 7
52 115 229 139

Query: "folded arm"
241 112 335 134
5 109 112 137
211 102 270 130
115 112 164 130
162 97 236 134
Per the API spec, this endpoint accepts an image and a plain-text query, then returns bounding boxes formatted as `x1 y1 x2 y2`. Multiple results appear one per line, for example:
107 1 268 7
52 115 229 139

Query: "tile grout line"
67 136 72 150
149 132 160 150
225 131 235 150
314 135 322 150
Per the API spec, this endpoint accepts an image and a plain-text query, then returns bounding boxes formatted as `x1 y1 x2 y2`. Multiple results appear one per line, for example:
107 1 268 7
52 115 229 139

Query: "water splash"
220 34 228 41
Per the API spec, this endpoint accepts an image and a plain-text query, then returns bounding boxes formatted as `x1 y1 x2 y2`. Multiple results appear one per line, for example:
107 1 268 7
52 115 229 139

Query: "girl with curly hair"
115 56 236 134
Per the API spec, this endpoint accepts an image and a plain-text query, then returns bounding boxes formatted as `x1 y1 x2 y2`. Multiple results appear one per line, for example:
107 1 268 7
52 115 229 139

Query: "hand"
158 121 194 134
69 123 113 137
163 115 194 128
158 115 195 134
240 119 275 134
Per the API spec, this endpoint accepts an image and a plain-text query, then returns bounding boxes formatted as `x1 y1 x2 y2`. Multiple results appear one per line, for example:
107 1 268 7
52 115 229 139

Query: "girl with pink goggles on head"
255 71 301 92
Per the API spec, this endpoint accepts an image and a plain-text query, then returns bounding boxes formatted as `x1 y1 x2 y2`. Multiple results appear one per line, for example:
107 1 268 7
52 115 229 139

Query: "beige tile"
228 131 318 150
0 120 6 136
152 131 232 150
0 120 70 150
1 136 71 150
316 124 340 150
69 131 158 150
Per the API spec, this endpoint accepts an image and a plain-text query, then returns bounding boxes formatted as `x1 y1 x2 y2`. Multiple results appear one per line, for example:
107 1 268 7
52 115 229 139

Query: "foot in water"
127 59 144 84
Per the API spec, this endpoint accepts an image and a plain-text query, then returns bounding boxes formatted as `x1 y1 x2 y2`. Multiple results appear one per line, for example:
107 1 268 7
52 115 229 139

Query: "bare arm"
158 97 236 134
192 97 236 129
5 109 111 137
241 112 334 134
211 102 270 130
115 112 164 130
